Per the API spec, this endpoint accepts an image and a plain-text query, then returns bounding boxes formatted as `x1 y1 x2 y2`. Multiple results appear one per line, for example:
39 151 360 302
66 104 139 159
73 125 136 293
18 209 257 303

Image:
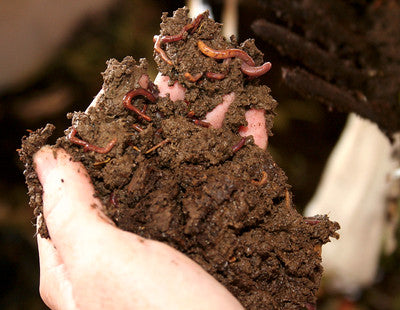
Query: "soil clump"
20 8 339 309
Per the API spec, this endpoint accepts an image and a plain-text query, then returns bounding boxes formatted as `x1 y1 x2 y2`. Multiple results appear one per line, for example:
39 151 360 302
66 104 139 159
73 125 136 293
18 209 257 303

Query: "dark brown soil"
19 7 339 309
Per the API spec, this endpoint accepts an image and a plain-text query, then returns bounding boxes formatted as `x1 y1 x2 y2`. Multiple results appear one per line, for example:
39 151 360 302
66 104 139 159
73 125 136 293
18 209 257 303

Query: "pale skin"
35 74 268 309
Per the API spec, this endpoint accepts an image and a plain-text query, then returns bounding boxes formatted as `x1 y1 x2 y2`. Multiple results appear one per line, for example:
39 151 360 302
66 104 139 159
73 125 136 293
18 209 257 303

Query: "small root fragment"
145 139 170 154
251 171 268 185
93 157 111 166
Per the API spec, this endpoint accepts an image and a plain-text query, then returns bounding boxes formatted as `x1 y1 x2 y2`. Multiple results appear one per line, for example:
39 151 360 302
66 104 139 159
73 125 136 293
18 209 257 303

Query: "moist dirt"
19 8 339 309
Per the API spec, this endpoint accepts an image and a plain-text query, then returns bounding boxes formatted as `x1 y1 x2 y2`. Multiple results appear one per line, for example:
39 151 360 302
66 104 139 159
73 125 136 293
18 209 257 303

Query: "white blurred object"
0 0 116 91
221 0 238 39
304 114 398 295
188 0 237 38
188 0 214 19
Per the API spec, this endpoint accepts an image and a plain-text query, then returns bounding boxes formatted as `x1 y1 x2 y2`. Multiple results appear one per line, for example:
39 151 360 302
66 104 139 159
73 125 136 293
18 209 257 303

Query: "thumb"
33 146 112 252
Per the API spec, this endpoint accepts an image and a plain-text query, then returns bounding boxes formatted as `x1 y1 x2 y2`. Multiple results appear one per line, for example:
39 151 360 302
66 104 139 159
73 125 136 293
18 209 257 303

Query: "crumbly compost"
20 7 339 310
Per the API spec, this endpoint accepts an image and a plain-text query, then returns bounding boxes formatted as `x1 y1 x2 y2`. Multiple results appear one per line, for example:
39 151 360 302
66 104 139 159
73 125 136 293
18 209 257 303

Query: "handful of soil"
20 8 339 309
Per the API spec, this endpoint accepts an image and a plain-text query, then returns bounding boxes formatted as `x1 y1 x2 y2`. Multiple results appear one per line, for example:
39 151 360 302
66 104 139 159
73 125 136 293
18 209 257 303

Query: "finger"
33 146 113 259
239 109 268 149
111 238 245 310
34 146 243 309
204 94 268 149
36 216 77 310
85 89 104 112
154 73 186 101
155 74 268 149
204 92 235 129
33 146 244 309
154 73 235 128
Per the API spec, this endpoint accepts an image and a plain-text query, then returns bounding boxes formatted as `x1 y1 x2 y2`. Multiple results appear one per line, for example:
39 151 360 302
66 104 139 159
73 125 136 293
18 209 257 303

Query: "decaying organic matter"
20 8 339 309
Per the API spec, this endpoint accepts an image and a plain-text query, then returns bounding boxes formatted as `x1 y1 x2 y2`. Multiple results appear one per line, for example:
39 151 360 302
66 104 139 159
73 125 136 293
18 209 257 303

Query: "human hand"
153 73 269 149
34 74 268 309
34 146 244 310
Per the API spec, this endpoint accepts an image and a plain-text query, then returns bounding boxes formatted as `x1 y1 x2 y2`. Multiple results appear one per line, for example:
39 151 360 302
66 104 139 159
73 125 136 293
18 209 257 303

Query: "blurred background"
1 0 399 309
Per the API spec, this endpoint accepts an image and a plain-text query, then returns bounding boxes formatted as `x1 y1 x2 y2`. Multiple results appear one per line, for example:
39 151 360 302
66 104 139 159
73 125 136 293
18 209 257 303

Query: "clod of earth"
19 8 339 309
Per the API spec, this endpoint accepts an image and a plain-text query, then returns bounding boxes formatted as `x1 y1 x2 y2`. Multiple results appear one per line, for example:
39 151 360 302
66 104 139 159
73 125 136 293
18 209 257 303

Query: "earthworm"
186 111 210 127
163 12 206 43
205 59 231 80
304 217 321 225
154 13 206 65
139 104 148 121
241 61 272 77
184 72 203 82
188 12 206 34
153 35 173 65
187 110 195 118
147 80 160 99
205 72 226 80
123 88 156 122
232 137 246 152
198 40 272 77
197 40 255 66
193 119 211 128
67 128 117 154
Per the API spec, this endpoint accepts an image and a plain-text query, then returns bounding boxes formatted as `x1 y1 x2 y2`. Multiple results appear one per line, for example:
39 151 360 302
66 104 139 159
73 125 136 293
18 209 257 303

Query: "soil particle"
19 124 55 237
19 7 339 309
